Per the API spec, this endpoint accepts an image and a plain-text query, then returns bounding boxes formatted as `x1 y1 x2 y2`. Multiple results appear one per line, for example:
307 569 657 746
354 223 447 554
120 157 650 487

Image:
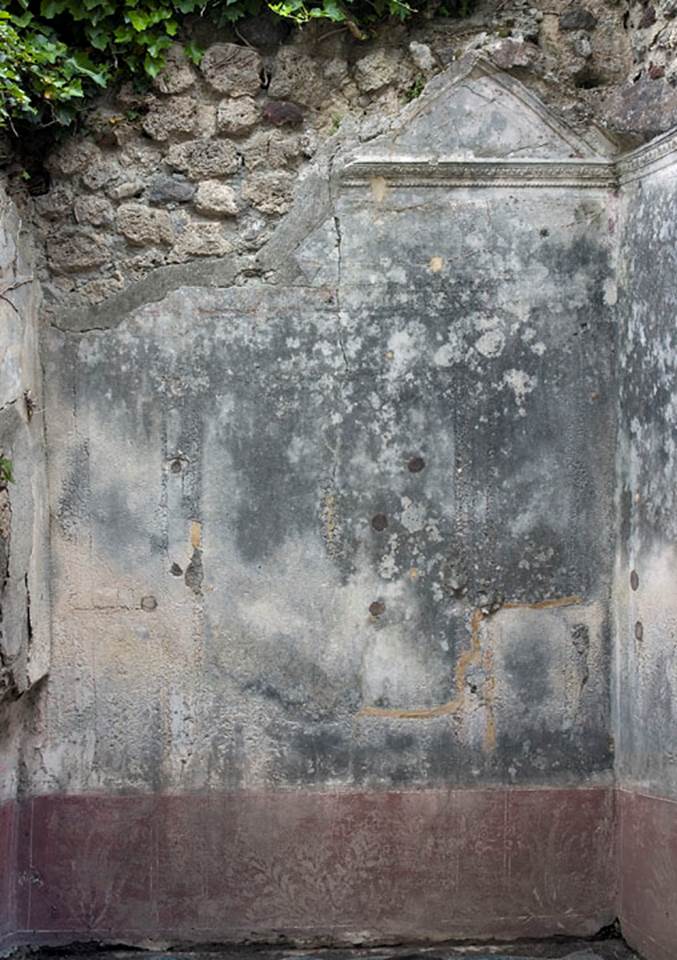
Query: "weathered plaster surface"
614 146 677 797
35 69 618 796
0 182 50 800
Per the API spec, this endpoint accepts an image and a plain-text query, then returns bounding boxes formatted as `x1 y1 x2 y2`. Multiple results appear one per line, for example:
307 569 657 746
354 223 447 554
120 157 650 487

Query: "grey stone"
34 186 74 222
166 139 240 179
73 195 114 226
82 161 122 192
47 139 101 177
240 130 304 170
147 175 196 205
194 180 239 217
116 203 173 246
216 97 260 136
46 228 109 274
491 38 534 70
409 41 436 73
200 43 262 97
559 6 598 30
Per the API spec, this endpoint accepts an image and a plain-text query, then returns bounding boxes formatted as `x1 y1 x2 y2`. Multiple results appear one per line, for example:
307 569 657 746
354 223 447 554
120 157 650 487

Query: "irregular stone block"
153 44 196 95
216 97 260 136
116 203 173 246
200 43 262 97
166 139 240 179
170 222 233 260
603 76 677 138
268 47 326 106
354 48 406 93
147 175 196 205
242 171 294 215
73 195 114 227
559 6 598 30
46 229 108 274
142 95 196 142
194 181 239 217
262 100 304 127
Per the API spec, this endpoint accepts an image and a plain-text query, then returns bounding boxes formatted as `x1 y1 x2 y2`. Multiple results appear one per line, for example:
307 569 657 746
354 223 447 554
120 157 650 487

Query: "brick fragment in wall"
262 100 304 127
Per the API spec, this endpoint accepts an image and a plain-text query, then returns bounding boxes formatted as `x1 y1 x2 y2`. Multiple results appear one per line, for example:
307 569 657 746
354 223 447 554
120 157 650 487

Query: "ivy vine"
0 0 473 131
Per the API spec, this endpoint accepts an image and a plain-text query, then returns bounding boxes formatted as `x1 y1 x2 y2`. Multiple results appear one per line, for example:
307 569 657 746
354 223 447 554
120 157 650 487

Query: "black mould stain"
371 513 388 531
184 547 204 594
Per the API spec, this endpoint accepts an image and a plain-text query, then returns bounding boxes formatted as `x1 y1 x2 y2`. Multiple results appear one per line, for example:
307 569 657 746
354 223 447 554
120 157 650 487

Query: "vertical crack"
333 214 350 375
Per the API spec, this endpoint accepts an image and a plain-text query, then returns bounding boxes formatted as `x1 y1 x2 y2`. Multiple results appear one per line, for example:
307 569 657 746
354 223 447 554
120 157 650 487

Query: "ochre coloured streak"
357 595 582 725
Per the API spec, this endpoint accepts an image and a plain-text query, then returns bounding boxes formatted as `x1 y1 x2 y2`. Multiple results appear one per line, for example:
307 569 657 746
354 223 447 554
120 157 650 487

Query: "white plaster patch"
400 496 426 533
502 368 536 414
475 329 505 358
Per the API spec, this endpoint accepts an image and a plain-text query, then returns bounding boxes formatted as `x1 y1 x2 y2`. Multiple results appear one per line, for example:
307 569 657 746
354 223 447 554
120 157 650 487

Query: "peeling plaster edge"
48 255 248 333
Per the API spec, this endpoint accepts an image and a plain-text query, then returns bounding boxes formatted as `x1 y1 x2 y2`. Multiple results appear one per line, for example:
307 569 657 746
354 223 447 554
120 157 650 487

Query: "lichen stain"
358 594 582 752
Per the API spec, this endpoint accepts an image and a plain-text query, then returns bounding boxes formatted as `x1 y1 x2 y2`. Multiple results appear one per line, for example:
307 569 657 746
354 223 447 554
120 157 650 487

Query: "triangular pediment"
351 56 618 164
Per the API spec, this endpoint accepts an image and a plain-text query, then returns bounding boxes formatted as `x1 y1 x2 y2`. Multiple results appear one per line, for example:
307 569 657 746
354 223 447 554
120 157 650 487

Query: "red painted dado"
0 800 18 950
620 789 677 960
2 786 616 946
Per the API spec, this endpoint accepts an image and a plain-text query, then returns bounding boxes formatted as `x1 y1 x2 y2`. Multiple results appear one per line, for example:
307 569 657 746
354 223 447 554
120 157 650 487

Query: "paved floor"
27 941 639 960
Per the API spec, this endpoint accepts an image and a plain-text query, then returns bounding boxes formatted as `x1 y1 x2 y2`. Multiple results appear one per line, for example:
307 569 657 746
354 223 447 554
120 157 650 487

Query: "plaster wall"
614 136 677 960
3 65 620 946
0 180 50 948
4 56 677 953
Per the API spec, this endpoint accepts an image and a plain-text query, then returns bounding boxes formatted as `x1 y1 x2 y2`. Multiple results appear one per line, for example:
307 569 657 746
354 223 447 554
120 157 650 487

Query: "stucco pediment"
349 56 618 165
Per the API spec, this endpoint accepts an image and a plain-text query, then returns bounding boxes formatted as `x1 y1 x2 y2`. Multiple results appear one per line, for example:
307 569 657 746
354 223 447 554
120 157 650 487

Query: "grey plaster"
0 181 50 801
614 144 677 797
36 71 621 794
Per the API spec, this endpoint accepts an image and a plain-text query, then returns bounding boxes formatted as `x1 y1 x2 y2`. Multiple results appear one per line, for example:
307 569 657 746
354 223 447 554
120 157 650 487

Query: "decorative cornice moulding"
617 128 677 184
340 156 617 190
340 128 677 191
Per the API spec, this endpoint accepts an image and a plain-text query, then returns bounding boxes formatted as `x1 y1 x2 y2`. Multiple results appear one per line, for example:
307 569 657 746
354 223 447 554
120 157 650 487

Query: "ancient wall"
1 5 677 950
614 131 677 960
0 60 616 946
0 180 50 949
